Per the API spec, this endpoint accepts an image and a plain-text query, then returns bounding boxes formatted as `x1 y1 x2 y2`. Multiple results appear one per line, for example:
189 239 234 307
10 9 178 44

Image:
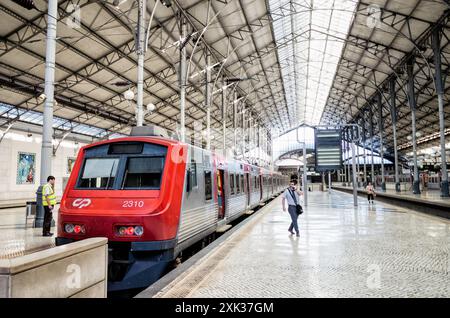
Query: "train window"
236 175 240 194
241 174 244 192
122 157 164 189
230 173 235 195
78 158 119 189
254 176 257 189
204 171 212 200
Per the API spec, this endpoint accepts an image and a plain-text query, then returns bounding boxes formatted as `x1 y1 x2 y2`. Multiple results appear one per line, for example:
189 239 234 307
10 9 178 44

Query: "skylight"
268 0 357 126
0 103 123 139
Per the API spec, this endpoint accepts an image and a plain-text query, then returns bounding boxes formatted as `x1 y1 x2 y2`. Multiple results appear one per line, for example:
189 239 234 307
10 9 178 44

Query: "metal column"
369 105 375 184
233 91 238 156
136 0 146 127
356 137 360 187
362 119 367 185
222 77 227 157
259 126 262 166
407 57 421 194
37 0 58 227
389 78 401 192
351 141 358 206
328 171 332 192
347 133 351 185
432 27 449 197
344 132 350 186
303 140 308 206
242 107 246 160
205 51 212 150
377 93 386 191
179 16 187 143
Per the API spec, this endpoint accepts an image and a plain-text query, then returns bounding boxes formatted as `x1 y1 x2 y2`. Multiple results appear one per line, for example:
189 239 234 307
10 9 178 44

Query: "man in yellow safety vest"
42 175 56 236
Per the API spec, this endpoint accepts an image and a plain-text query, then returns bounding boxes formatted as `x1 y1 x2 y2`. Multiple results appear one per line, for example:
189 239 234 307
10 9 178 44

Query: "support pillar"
369 105 375 184
362 119 367 185
407 57 421 194
179 16 187 143
233 91 238 157
37 0 58 228
303 141 308 206
222 77 227 157
351 141 358 206
242 106 246 159
389 78 401 192
205 51 212 150
432 27 449 197
136 0 146 127
328 171 332 192
377 93 386 191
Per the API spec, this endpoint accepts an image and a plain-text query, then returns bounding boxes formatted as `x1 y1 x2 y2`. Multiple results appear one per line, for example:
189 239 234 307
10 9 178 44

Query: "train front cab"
56 137 188 292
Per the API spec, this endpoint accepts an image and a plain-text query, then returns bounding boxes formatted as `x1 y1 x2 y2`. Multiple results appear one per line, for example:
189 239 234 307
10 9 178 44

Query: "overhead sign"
315 129 342 172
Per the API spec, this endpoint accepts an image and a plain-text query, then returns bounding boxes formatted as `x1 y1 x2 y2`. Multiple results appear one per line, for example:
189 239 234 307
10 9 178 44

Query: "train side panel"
177 146 218 244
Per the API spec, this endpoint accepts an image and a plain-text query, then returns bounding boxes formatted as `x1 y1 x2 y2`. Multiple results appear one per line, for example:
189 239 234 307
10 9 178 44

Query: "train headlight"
64 223 85 235
116 225 144 236
134 226 144 236
65 223 74 233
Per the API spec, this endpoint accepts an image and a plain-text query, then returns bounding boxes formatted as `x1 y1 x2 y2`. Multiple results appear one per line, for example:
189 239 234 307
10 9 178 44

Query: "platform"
333 186 450 219
0 205 58 259
337 186 450 206
139 191 450 298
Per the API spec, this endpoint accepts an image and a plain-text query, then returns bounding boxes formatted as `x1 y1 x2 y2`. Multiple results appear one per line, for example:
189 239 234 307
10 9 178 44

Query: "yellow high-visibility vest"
42 183 57 206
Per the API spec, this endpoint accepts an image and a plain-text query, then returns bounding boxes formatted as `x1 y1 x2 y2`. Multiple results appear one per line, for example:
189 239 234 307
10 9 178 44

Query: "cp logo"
72 198 92 209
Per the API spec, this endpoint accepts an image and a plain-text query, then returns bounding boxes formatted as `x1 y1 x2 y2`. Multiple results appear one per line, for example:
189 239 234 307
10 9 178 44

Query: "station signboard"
315 129 342 172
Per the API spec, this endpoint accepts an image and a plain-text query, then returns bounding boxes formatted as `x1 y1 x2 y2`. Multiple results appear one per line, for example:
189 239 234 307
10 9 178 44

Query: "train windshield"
75 142 168 190
78 158 119 189
122 157 165 189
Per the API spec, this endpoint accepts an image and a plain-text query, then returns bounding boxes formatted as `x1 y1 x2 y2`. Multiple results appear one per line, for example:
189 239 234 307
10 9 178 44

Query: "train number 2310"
122 200 145 208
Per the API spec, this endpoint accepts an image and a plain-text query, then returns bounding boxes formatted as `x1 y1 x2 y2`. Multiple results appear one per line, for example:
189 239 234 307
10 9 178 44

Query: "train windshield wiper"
106 161 116 189
121 169 128 190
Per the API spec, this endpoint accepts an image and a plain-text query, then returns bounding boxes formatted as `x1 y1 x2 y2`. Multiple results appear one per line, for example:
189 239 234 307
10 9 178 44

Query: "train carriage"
56 127 288 291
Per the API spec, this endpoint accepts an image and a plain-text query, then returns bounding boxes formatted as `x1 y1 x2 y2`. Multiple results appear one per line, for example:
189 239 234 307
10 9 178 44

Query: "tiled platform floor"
153 191 450 298
0 205 58 259
340 185 450 206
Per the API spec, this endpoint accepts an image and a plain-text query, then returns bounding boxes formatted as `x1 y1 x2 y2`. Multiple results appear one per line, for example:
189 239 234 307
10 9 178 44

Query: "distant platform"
333 186 450 219
138 192 450 298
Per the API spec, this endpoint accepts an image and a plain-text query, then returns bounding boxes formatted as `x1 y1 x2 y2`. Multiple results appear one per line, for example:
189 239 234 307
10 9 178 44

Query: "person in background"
42 176 56 236
366 181 375 204
282 180 303 237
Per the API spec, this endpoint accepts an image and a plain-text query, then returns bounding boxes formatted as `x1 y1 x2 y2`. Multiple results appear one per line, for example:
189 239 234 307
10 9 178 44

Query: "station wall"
0 129 86 203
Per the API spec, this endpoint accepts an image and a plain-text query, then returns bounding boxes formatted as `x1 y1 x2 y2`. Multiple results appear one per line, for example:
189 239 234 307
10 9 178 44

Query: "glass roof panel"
0 103 124 139
268 0 357 127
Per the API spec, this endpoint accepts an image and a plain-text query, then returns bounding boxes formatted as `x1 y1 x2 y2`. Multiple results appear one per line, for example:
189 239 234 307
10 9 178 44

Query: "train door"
245 173 250 206
217 169 226 219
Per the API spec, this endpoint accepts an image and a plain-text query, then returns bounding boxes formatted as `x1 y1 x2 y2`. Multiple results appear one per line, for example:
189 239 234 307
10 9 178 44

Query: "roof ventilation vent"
130 125 178 139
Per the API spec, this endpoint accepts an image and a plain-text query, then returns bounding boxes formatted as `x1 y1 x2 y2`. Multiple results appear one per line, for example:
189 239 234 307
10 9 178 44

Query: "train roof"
80 135 282 175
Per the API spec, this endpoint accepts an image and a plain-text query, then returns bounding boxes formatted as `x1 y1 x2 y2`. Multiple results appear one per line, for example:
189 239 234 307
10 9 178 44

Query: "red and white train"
56 127 288 291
